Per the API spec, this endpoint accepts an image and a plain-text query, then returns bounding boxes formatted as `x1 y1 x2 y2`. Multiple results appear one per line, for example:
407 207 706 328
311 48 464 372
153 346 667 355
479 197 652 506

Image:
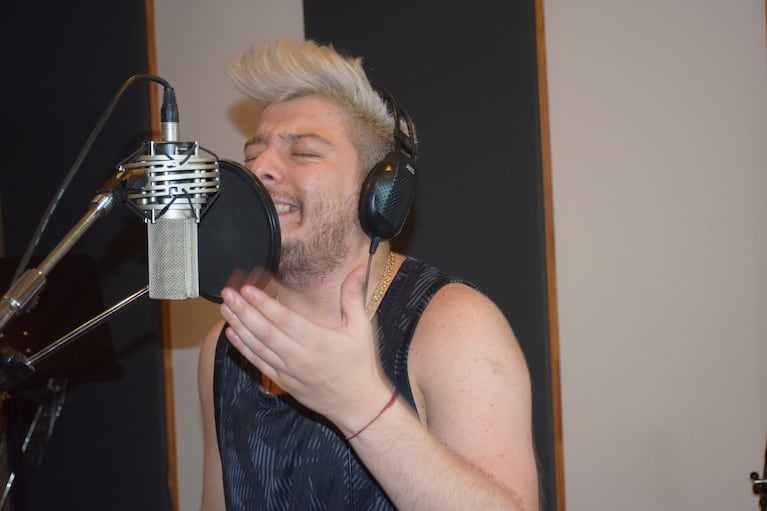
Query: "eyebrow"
244 132 334 151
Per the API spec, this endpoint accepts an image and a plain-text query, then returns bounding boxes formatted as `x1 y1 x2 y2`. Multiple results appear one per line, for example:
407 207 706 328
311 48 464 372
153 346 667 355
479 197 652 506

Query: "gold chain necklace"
365 251 396 317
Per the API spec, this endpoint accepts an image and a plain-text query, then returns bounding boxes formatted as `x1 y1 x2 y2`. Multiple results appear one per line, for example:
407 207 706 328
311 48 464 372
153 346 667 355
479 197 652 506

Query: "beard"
276 191 359 288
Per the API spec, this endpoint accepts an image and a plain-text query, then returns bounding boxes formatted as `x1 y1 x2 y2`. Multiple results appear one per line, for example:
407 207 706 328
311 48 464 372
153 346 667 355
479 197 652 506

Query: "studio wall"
545 1 767 509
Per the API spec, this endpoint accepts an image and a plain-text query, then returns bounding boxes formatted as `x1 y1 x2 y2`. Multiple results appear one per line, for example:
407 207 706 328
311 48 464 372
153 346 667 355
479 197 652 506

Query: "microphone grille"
148 217 199 300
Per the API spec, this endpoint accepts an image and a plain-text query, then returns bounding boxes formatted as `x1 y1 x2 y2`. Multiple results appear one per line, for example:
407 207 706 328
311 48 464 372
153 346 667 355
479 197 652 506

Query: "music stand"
0 254 120 510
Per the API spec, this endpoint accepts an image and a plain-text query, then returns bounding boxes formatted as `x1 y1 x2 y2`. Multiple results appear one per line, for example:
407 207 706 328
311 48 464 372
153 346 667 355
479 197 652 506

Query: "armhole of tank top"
396 275 476 411
212 324 229 433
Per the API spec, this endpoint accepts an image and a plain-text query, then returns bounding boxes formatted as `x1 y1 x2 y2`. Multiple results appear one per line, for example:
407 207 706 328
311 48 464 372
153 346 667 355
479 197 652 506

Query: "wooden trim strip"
143 0 179 509
534 1 566 510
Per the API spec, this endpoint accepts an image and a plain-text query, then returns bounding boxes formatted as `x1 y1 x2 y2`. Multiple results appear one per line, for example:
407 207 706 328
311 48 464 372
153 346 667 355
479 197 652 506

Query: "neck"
271 241 395 325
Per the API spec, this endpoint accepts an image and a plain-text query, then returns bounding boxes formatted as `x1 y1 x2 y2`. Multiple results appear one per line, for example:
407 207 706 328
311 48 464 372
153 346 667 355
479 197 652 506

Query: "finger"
222 286 283 342
223 286 321 383
222 322 259 363
238 284 325 345
223 323 288 386
220 293 286 369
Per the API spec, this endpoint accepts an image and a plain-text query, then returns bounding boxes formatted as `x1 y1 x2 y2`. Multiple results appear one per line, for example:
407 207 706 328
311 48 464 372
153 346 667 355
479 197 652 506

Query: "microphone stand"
0 286 150 510
0 286 149 390
0 168 153 510
0 168 131 387
752 436 767 511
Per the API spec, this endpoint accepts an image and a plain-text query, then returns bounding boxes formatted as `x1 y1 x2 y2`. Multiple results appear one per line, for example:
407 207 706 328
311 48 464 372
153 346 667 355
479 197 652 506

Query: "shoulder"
410 283 527 381
408 282 532 425
396 260 526 389
199 319 226 395
201 319 226 362
419 282 511 335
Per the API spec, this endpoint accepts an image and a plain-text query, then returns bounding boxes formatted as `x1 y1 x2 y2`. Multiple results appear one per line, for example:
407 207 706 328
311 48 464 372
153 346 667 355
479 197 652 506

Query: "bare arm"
347 283 539 510
198 319 226 511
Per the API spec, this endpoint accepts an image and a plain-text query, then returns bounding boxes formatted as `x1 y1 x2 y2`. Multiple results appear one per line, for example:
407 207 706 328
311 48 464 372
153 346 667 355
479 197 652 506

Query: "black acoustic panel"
0 1 172 510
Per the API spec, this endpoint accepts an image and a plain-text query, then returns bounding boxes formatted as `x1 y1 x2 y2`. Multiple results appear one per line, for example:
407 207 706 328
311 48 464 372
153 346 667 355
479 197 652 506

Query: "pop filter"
198 159 280 303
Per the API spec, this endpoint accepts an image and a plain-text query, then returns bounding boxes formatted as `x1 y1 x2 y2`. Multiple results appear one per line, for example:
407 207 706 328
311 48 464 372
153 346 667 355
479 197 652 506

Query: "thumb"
341 264 369 324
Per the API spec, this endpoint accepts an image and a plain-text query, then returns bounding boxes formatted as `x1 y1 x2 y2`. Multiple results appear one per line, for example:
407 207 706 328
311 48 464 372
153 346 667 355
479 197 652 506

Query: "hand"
219 265 393 434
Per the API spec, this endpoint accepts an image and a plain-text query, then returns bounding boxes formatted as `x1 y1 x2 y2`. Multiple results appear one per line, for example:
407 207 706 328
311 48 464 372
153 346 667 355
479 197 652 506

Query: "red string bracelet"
346 389 399 441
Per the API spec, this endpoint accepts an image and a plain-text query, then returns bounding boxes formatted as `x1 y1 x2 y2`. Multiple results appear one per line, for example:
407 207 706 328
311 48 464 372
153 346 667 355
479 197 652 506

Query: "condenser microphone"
121 88 219 300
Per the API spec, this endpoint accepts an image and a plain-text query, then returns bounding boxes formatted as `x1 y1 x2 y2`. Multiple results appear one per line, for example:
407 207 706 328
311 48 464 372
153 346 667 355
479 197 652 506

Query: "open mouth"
274 203 291 214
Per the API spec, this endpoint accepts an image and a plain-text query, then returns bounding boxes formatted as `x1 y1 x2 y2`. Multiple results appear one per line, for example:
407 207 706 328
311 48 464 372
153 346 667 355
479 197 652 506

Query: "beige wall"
153 1 767 509
543 1 767 509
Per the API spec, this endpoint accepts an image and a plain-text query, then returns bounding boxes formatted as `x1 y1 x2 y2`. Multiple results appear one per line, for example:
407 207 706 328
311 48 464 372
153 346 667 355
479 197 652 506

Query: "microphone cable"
12 74 173 284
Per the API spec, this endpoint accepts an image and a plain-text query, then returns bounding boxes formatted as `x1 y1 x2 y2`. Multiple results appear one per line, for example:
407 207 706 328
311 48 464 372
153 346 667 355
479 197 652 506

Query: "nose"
246 148 283 184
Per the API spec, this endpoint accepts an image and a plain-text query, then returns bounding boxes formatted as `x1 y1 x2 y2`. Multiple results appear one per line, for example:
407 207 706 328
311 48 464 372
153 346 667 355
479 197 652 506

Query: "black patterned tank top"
213 257 473 510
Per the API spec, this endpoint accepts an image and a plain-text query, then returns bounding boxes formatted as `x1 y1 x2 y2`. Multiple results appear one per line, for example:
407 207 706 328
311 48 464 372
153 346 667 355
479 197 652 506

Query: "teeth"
275 204 290 214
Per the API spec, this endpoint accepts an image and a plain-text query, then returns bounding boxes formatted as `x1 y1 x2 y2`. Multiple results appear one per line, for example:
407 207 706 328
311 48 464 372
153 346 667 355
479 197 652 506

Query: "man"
199 39 539 510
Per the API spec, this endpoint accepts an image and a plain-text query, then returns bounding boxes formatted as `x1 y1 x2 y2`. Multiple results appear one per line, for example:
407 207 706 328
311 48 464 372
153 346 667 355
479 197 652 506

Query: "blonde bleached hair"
227 39 409 175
